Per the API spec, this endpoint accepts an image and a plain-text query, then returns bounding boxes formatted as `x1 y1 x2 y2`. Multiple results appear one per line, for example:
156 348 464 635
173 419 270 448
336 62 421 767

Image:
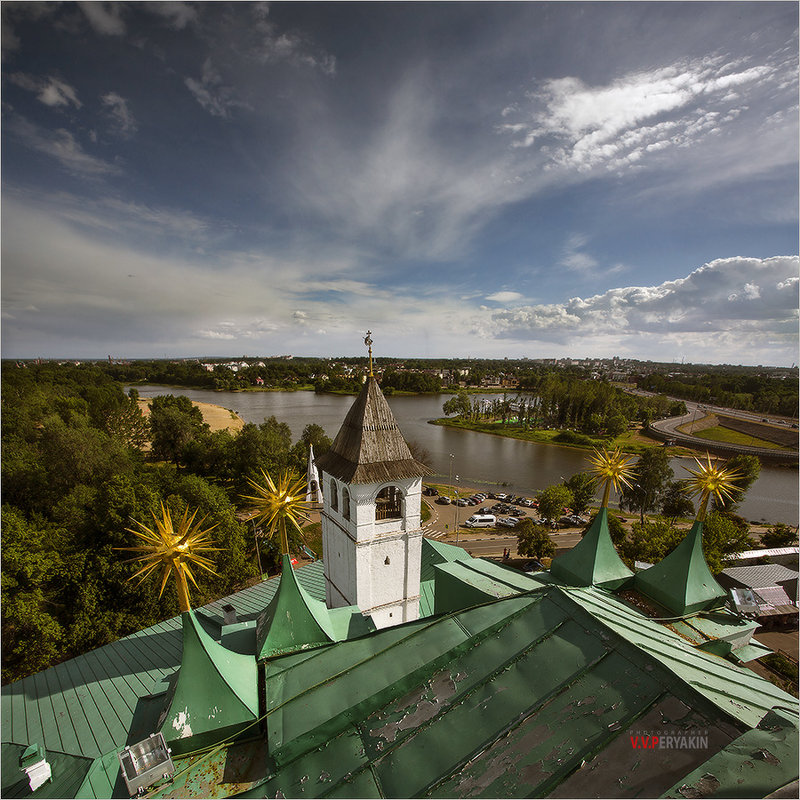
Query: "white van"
464 514 496 528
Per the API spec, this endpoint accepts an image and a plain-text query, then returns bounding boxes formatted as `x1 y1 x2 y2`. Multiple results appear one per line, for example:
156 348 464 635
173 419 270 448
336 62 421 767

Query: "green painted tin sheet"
635 520 727 616
550 507 634 589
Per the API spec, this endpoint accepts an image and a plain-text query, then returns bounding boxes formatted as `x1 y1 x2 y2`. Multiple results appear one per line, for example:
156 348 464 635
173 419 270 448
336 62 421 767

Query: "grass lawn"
301 521 323 558
430 417 679 456
690 425 790 450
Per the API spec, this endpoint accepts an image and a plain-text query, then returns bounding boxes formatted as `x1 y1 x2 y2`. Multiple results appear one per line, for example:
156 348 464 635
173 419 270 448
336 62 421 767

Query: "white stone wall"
320 472 422 627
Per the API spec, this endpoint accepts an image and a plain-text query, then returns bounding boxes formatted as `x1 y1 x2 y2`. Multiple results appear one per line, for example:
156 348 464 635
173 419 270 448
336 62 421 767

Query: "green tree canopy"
563 472 596 516
148 395 208 464
515 519 556 560
620 448 673 524
537 485 575 523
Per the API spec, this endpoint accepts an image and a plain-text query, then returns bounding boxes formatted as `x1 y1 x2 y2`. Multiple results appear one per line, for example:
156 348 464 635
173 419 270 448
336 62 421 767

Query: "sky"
2 2 798 365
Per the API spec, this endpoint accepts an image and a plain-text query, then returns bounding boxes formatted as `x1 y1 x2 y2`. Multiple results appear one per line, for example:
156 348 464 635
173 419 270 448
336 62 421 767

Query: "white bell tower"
315 334 432 629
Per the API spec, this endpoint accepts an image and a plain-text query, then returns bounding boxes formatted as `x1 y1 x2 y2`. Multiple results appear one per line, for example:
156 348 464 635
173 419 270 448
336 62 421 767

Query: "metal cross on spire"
364 330 373 377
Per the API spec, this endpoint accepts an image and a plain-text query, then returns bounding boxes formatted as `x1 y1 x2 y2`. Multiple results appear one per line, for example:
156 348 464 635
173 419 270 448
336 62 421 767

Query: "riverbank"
428 416 698 457
137 399 245 433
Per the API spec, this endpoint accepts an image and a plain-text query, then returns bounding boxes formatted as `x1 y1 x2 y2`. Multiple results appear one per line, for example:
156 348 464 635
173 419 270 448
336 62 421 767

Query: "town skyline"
2 2 798 366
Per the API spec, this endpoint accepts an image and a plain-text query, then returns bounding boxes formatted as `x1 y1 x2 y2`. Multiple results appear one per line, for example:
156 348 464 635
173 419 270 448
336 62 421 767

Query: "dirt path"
137 399 245 433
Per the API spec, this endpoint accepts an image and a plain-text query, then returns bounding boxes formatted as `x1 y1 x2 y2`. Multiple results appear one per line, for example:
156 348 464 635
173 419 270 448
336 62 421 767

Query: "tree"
661 481 695 523
713 454 760 512
301 423 332 456
407 438 433 467
442 391 471 418
761 523 799 548
148 395 208 465
701 512 756 574
563 472 595 516
516 519 556 560
619 520 682 567
537 485 574 523
621 448 673 524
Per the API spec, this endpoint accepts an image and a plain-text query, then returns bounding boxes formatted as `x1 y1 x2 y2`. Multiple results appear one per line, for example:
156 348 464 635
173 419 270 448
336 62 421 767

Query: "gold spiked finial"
683 453 741 522
240 469 311 556
364 330 373 377
587 447 637 508
119 504 220 613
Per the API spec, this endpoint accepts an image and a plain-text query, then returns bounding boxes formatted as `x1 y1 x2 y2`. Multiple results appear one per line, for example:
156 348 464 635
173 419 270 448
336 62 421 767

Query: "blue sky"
2 2 798 365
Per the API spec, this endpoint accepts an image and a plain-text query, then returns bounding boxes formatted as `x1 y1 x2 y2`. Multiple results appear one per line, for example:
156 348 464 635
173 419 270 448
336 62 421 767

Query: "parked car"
498 517 520 528
436 496 451 505
464 514 497 528
456 498 470 506
522 560 545 573
423 486 439 496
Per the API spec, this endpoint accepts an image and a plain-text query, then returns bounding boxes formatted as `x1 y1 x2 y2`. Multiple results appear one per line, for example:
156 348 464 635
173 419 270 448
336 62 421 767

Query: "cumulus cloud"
485 257 799 359
8 73 82 108
79 1 126 35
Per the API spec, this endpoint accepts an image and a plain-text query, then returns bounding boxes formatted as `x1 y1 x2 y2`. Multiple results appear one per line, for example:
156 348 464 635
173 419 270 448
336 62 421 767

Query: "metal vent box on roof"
118 732 174 796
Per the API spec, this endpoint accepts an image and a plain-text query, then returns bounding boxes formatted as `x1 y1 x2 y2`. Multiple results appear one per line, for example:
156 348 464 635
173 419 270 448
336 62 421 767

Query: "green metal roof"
550 507 634 589
159 611 258 754
1 742 94 799
1 561 326 762
257 555 374 659
661 709 799 798
634 520 728 616
4 547 798 799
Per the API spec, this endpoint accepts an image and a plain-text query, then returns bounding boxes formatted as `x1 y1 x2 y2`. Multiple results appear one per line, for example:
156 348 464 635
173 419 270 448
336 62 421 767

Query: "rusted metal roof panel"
564 586 798 729
661 709 799 799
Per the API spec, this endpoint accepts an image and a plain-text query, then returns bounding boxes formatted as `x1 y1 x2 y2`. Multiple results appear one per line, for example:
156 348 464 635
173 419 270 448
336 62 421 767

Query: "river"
130 385 798 525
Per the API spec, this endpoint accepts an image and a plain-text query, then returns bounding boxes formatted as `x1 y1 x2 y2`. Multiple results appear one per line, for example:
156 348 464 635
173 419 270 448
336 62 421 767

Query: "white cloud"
185 58 249 118
101 92 137 137
486 291 523 303
484 257 798 362
6 116 120 177
8 73 82 108
501 54 789 176
145 2 197 30
79 2 126 35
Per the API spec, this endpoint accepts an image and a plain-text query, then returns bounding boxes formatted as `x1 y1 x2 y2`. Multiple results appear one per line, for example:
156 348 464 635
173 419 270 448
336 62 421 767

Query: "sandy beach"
137 398 245 434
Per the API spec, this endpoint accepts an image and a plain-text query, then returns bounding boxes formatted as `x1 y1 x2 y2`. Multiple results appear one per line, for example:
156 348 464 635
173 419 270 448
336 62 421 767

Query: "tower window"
330 479 338 512
376 486 402 520
342 488 351 521
384 556 390 565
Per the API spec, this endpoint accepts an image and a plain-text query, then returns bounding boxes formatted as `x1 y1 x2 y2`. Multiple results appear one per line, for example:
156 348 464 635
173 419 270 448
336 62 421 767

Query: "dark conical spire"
634 520 727 616
550 507 633 589
315 376 432 484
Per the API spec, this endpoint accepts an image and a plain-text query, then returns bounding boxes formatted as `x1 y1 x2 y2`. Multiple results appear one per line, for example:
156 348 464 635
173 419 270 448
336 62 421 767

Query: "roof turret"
550 507 633 589
315 376 432 484
160 610 258 753
634 520 727 616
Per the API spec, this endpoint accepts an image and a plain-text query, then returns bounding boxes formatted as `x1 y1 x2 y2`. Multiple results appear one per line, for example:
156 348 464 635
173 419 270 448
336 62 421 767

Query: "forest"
1 363 331 684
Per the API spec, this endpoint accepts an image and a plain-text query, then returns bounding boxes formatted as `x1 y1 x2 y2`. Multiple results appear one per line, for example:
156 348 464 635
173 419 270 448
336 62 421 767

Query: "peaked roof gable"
550 507 633 589
256 555 336 659
160 610 258 752
634 520 728 616
315 376 432 484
